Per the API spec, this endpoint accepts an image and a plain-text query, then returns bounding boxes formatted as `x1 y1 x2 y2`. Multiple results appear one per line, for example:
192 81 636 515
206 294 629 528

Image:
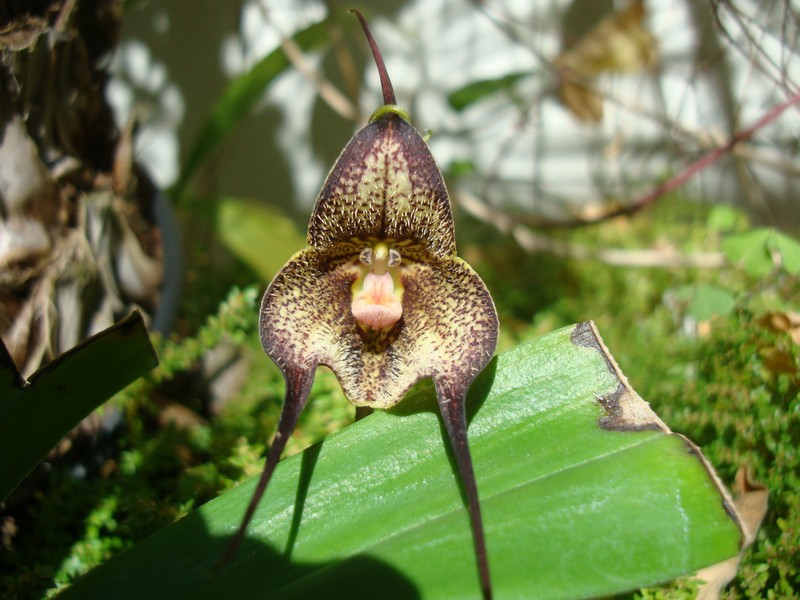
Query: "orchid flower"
225 12 498 599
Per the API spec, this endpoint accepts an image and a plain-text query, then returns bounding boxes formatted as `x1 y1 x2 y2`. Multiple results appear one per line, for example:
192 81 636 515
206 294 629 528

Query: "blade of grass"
448 72 527 111
172 20 331 199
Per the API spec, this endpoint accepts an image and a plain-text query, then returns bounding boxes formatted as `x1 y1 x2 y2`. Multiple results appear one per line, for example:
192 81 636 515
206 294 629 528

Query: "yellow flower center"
351 242 403 329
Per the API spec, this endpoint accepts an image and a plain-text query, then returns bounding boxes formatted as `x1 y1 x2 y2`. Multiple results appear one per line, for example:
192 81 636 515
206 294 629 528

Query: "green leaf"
722 227 800 276
722 228 773 276
0 312 157 502
172 20 331 199
58 323 741 599
706 204 746 233
217 198 305 281
769 230 800 274
448 72 527 111
676 284 737 321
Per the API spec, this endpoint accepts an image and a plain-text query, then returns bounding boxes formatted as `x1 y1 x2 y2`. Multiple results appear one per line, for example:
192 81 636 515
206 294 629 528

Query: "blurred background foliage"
1 0 798 598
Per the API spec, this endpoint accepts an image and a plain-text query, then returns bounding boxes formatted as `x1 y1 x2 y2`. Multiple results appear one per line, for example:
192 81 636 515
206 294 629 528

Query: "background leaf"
769 230 800 274
721 228 773 276
676 284 737 321
448 72 527 111
59 322 741 600
216 198 305 281
172 20 331 198
722 227 800 276
0 312 157 502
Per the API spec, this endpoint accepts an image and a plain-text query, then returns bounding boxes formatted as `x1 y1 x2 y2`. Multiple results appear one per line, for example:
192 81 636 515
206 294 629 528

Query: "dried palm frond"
0 0 170 380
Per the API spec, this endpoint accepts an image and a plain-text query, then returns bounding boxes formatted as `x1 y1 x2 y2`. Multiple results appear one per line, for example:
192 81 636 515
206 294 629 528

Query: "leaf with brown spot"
696 468 768 599
60 322 743 600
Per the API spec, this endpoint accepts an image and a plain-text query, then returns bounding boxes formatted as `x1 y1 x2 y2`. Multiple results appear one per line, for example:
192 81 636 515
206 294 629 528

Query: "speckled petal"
238 17 499 595
392 257 498 399
307 112 456 261
259 248 358 374
260 251 498 409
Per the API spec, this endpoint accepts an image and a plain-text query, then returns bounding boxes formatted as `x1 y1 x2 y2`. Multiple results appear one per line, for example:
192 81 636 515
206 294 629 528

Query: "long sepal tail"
436 382 493 600
218 367 314 566
350 9 397 106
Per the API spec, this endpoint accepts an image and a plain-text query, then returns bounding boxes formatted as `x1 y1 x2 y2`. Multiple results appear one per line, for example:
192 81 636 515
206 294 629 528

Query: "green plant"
4 4 798 598
57 323 741 600
0 314 157 503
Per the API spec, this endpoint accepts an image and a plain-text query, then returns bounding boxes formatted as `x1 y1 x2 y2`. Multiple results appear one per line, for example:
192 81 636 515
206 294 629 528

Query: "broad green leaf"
448 72 527 111
0 312 157 502
722 227 800 276
58 323 741 599
676 284 736 321
217 198 305 281
173 20 331 198
769 230 800 274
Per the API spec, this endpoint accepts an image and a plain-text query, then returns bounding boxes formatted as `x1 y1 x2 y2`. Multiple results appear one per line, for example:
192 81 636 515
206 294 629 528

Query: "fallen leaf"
759 347 797 376
758 311 800 346
556 0 657 122
695 467 768 599
557 79 604 122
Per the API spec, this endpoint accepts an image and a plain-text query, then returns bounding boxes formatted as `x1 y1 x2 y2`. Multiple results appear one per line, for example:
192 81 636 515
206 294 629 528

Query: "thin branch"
279 30 357 122
457 189 726 269
618 90 800 218
471 90 800 229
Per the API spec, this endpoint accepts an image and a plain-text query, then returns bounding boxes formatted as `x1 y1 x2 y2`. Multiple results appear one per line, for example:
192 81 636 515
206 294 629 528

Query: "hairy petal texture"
264 109 498 409
398 258 497 392
261 248 497 409
307 113 455 261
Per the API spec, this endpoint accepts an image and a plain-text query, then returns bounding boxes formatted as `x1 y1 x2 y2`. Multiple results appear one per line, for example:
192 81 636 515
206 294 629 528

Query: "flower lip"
352 241 404 329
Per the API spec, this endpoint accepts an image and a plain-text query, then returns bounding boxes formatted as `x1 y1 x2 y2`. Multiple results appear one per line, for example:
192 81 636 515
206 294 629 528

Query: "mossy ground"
1 199 797 599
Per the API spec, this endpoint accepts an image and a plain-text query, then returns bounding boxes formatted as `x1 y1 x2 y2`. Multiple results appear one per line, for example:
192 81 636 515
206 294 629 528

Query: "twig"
618 90 800 219
279 30 357 121
473 91 800 229
457 189 726 269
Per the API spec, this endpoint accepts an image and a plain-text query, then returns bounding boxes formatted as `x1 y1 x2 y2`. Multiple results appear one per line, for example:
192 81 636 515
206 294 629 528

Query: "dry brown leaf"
0 118 59 226
113 117 136 196
696 467 768 599
759 347 798 376
557 79 604 122
758 311 800 346
0 2 167 379
0 13 51 51
556 0 657 122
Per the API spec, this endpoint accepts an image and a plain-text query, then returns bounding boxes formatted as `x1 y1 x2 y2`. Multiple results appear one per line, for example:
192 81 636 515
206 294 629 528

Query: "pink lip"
352 271 403 329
